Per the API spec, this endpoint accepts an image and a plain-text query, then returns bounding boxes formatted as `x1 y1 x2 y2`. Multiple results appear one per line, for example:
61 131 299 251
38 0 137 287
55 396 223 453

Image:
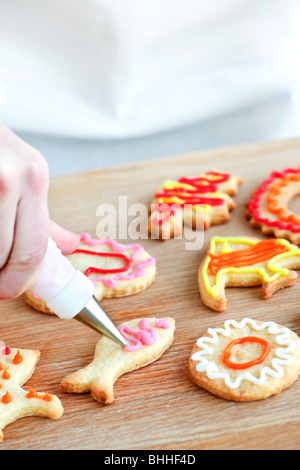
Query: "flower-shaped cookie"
189 318 300 401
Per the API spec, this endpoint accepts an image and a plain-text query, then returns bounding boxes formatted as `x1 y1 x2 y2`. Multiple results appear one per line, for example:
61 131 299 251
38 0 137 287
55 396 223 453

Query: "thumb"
49 220 80 255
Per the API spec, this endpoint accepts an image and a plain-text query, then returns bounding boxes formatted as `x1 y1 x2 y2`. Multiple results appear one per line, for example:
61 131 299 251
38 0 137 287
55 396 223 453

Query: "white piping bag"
31 238 127 347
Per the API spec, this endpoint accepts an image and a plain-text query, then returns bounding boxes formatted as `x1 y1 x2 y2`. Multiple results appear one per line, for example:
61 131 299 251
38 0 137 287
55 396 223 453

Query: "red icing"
72 248 132 277
155 173 230 208
153 172 231 225
153 204 178 226
2 347 10 356
248 167 300 233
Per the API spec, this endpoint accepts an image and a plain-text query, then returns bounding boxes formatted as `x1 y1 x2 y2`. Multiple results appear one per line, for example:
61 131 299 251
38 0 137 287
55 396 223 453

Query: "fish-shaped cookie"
61 317 175 404
199 236 300 312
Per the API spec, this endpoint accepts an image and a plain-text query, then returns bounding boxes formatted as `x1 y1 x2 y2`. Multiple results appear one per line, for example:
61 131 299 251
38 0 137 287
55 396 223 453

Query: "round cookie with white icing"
189 318 300 401
24 232 156 314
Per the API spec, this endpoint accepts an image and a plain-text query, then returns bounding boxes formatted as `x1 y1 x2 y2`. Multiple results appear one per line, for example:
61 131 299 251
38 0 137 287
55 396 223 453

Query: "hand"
0 122 79 299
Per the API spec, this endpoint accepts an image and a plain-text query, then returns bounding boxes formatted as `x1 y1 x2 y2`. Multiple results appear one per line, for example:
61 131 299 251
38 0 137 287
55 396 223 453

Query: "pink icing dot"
2 347 11 355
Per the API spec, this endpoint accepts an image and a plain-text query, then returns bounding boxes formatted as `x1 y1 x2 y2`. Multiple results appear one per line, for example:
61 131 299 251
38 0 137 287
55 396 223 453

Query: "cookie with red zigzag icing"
148 171 242 240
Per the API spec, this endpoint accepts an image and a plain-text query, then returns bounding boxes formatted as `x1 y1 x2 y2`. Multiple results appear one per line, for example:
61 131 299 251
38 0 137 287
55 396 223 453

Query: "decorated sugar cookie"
189 318 300 401
0 344 63 441
247 167 300 244
24 232 156 314
199 236 300 312
148 171 242 240
61 317 175 404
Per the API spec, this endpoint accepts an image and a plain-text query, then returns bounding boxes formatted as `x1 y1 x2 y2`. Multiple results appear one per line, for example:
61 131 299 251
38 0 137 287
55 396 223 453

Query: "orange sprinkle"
26 388 53 401
208 239 288 275
26 388 39 399
42 393 53 402
2 391 12 404
13 350 23 365
2 368 10 380
0 362 3 372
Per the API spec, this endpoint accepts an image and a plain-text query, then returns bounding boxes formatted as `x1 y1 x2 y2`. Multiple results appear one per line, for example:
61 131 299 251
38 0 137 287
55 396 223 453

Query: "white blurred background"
1 0 300 176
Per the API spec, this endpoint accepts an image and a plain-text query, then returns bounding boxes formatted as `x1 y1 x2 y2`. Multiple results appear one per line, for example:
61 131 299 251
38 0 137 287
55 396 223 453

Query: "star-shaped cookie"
0 344 63 441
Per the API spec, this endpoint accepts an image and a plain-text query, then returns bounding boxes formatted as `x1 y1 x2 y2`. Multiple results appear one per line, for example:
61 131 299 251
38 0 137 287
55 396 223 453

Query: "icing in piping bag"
30 238 127 347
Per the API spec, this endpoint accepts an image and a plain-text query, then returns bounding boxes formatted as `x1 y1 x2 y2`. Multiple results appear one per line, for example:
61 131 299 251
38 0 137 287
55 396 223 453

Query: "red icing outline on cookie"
248 167 300 234
73 249 132 276
74 233 156 289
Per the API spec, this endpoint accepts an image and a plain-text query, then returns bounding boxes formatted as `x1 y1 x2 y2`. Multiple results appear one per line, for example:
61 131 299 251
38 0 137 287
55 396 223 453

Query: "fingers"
0 161 19 270
0 154 50 299
0 123 80 299
49 220 80 255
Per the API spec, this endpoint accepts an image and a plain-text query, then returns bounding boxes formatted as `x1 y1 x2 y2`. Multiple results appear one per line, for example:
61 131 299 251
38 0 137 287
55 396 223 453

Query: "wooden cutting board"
1 138 300 450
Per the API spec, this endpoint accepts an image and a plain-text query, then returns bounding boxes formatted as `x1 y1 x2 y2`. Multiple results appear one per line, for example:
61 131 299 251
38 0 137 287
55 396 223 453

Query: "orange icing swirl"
208 239 288 276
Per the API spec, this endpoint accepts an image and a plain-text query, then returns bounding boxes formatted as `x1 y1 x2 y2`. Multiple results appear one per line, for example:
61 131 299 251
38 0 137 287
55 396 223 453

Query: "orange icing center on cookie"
222 336 271 370
267 173 300 227
208 239 288 276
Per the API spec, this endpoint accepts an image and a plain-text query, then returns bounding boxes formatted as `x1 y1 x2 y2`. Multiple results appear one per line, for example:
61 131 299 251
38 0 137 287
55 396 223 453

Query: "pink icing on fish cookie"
119 318 171 351
61 317 175 405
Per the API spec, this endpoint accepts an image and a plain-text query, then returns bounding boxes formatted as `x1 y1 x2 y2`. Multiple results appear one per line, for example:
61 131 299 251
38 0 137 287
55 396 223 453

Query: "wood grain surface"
1 138 300 450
